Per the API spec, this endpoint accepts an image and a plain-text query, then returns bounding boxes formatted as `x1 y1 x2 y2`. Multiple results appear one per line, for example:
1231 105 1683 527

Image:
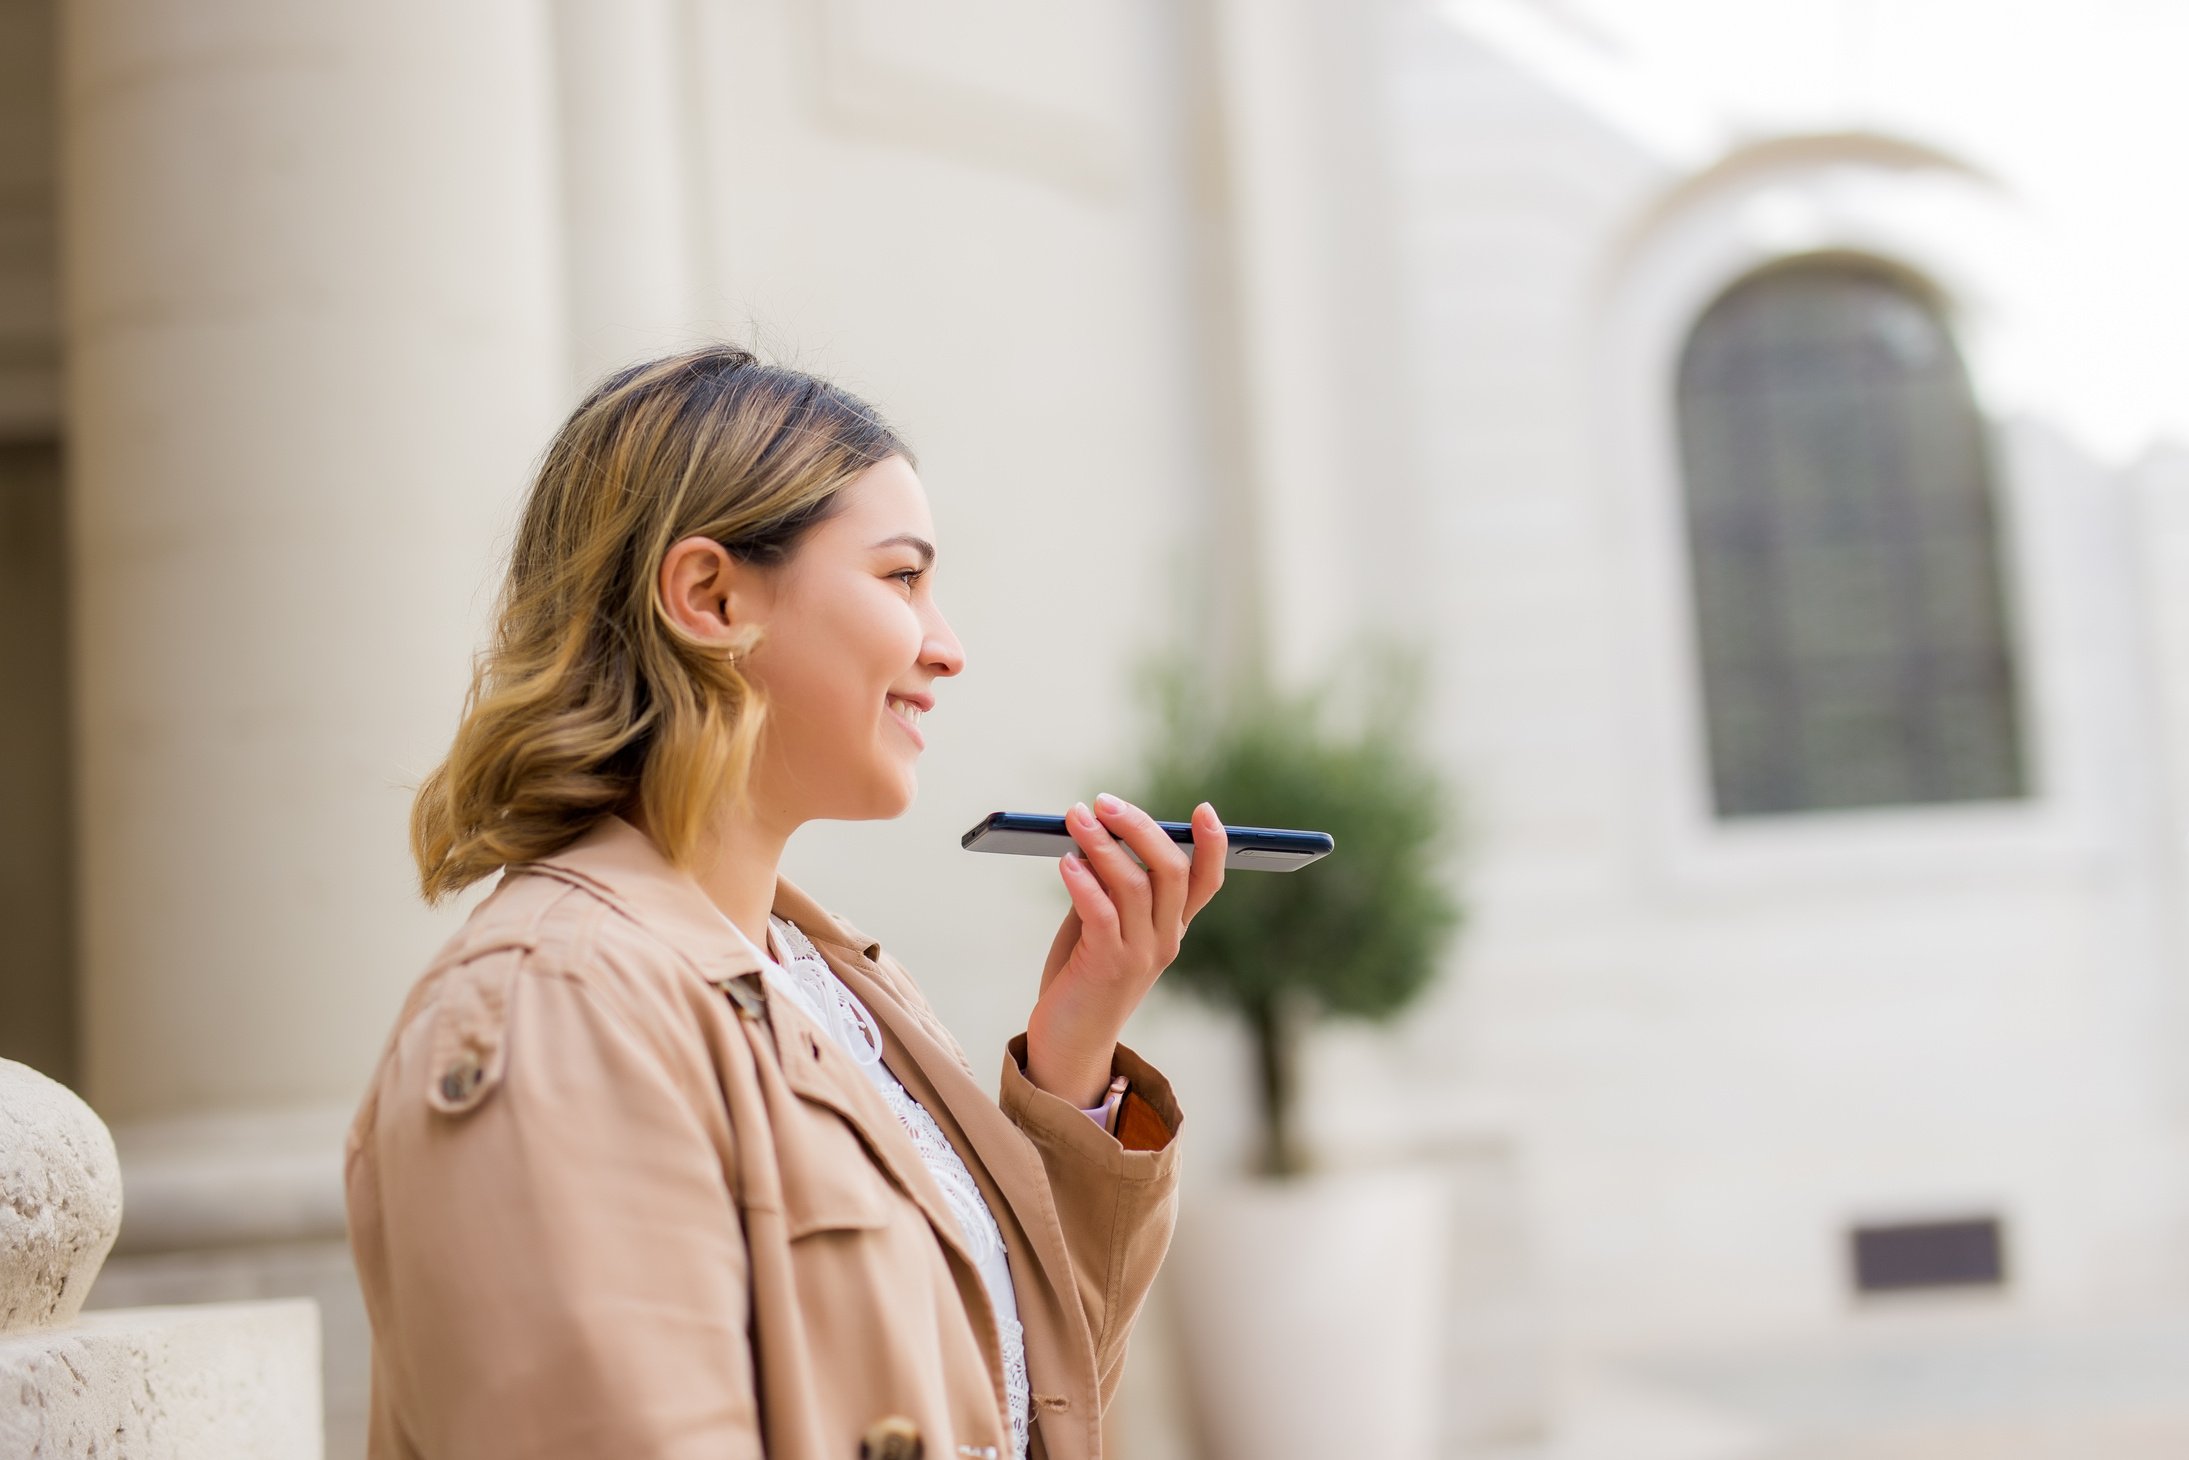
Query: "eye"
890 568 925 590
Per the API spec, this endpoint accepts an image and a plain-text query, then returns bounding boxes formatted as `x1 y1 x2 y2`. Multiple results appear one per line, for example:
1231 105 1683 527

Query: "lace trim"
998 1310 1032 1460
866 1077 1002 1264
762 919 885 1066
768 918 1031 1460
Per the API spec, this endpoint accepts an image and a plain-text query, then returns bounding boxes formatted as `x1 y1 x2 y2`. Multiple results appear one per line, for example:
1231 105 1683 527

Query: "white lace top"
727 912 1032 1460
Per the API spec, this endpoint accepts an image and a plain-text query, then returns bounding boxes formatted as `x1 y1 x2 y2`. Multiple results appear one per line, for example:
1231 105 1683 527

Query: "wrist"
1023 1021 1116 1110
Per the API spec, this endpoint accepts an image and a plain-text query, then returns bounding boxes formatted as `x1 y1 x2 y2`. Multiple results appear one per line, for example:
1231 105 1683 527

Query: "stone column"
552 0 703 384
59 0 569 1122
1191 0 1401 698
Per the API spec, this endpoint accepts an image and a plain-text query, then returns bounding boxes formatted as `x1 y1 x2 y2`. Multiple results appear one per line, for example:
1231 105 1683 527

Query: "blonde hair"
411 346 911 903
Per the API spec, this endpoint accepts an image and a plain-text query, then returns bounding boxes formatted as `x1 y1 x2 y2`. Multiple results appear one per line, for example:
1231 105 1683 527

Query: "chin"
859 764 917 820
882 775 918 819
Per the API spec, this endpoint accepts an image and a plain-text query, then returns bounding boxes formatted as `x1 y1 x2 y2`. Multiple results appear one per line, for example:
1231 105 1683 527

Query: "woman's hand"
1024 795 1227 1109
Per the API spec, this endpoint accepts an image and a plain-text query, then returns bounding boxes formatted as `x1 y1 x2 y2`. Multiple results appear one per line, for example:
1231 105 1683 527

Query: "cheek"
828 600 915 726
859 596 925 684
762 587 920 741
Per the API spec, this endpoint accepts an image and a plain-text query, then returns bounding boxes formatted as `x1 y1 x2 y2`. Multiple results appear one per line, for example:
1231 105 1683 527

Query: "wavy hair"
411 346 911 903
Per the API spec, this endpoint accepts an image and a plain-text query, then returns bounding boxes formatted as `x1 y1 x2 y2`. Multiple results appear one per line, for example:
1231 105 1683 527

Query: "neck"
631 799 795 954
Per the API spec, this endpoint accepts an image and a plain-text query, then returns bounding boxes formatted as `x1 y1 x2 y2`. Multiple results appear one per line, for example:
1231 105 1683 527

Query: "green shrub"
1122 643 1463 1177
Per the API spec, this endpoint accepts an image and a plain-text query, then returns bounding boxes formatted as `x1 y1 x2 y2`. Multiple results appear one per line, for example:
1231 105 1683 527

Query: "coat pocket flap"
775 1091 894 1237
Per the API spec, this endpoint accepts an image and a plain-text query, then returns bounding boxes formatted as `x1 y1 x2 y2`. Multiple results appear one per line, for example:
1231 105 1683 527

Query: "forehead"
822 455 932 542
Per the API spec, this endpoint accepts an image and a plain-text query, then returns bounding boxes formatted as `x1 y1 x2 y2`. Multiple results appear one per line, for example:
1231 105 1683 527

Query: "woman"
344 346 1228 1460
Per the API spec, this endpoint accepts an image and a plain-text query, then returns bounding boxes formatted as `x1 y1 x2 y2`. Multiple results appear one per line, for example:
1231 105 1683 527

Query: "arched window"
1675 257 2026 818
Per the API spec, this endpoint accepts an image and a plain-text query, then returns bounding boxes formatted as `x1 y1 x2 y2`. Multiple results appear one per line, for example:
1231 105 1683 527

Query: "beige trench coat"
344 814 1184 1460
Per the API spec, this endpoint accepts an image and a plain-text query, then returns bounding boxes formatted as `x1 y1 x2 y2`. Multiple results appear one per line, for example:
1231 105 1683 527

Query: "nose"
924 606 967 679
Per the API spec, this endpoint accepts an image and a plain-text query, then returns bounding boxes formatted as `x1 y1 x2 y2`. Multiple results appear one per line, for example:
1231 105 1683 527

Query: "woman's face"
736 455 967 825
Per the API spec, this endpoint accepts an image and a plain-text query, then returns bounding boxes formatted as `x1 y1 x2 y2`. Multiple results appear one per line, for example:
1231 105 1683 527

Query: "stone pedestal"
2 1060 325 1459
1 1302 323 1460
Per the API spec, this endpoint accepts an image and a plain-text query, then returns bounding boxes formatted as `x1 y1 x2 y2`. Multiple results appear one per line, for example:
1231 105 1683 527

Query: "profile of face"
659 454 967 829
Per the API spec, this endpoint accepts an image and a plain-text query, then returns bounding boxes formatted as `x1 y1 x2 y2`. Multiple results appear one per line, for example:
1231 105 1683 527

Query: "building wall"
1378 8 2189 1348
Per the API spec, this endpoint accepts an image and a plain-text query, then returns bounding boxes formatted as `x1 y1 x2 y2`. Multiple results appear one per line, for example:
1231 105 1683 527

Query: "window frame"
1673 251 2030 821
1595 151 2112 895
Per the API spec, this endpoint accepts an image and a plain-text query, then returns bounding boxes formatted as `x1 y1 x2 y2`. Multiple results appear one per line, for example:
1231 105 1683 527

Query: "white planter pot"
1168 1163 1452 1460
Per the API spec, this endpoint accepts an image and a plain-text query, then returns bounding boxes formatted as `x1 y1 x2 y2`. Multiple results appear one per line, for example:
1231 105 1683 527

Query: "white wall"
1381 7 2189 1349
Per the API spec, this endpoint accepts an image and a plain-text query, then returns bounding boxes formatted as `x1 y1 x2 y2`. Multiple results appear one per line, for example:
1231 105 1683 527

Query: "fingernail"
1095 792 1124 814
1071 801 1094 826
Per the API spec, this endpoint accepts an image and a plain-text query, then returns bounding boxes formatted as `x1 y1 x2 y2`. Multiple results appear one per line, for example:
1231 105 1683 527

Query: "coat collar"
507 812 998 1278
509 812 886 986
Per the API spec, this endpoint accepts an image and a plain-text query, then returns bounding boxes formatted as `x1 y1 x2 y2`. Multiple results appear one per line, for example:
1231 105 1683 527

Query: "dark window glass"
1676 257 2026 818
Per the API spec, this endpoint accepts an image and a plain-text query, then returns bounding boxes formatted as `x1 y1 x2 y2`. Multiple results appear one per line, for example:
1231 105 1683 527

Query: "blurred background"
5 1 2189 1456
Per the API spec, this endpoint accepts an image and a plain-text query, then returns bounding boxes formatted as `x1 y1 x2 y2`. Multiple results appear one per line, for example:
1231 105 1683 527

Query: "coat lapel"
772 887 1100 1460
752 971 988 1281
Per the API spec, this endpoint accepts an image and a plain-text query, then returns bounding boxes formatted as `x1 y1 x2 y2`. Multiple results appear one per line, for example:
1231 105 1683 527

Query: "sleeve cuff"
1001 1035 1184 1174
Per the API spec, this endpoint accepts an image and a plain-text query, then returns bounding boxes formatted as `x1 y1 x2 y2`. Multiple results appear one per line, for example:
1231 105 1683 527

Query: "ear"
657 535 768 651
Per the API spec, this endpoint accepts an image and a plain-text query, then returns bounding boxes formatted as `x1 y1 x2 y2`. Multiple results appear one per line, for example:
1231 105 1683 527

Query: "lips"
886 696 926 748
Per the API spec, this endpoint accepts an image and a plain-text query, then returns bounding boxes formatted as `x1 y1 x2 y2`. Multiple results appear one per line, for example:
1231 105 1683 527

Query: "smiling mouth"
886 697 926 745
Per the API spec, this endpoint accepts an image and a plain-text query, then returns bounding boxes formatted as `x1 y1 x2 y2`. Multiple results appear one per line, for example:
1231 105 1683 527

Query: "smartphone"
961 811 1334 873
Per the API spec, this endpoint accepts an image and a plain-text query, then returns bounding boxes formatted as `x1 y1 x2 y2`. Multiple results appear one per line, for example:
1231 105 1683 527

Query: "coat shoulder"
354 869 717 1144
423 864 719 1005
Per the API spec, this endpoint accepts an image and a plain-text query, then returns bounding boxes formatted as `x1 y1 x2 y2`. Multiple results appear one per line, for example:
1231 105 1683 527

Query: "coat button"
438 1055 484 1105
858 1415 923 1460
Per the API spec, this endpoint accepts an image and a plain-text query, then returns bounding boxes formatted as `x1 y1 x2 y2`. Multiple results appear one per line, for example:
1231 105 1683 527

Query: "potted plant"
1120 644 1466 1460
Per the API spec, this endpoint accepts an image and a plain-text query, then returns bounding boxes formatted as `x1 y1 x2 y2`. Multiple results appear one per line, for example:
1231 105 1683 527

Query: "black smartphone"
960 811 1334 873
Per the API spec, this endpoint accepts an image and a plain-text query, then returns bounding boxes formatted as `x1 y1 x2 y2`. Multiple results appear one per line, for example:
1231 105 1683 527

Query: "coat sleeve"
345 946 760 1460
997 1034 1184 1409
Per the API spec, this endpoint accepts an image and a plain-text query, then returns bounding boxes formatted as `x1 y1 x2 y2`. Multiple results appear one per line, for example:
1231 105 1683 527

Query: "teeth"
890 698 923 725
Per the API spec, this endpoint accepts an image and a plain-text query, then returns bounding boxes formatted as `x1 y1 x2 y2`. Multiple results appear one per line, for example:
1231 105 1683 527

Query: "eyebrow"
871 533 936 569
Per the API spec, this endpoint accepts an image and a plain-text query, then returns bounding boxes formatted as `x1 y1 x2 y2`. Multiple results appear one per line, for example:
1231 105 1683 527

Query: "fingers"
1184 801 1227 920
1092 793 1191 958
1066 800 1147 949
1058 853 1118 952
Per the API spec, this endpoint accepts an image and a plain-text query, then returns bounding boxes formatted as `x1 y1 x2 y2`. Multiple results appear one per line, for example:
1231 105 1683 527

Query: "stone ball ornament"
0 1059 124 1334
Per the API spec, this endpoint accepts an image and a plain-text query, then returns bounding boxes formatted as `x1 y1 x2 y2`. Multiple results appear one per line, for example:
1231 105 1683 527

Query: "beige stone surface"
1475 1307 2189 1460
88 1104 361 1458
91 1241 366 1460
0 1059 122 1333
0 1300 321 1460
